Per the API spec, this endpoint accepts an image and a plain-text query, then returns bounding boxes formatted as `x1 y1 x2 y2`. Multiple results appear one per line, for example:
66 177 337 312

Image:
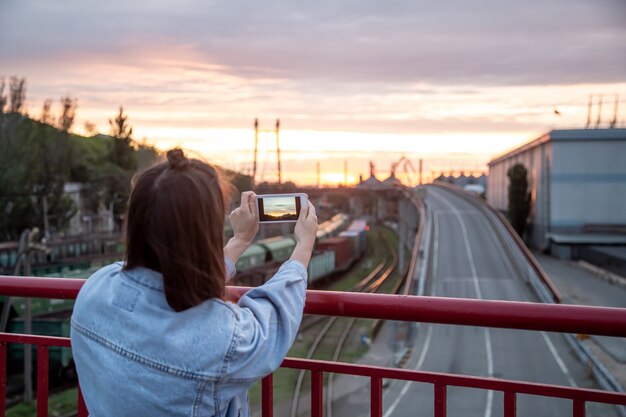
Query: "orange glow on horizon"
321 172 359 186
15 55 625 187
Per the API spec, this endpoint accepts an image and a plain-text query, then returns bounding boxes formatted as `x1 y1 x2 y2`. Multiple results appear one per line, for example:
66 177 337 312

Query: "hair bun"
167 148 189 170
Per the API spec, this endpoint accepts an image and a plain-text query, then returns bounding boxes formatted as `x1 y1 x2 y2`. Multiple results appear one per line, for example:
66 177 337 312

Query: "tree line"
0 76 159 241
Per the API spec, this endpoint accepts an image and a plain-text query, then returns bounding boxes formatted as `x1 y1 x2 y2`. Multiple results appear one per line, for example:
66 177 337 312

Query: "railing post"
371 377 382 417
434 384 447 417
0 342 6 417
311 371 323 417
36 345 49 417
504 391 516 417
573 399 586 417
262 375 273 417
78 385 88 417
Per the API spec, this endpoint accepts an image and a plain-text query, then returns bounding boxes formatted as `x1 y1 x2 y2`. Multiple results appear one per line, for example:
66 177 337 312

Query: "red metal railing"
0 276 625 417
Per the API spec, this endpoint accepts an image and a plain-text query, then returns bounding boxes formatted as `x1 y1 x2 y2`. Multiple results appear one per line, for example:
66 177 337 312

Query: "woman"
71 148 317 417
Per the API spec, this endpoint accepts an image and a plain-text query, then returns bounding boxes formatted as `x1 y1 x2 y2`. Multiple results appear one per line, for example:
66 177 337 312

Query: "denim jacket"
70 256 307 417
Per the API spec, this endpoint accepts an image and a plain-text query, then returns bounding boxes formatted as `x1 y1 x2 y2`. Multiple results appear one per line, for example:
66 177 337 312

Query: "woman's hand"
230 191 259 245
291 201 318 267
224 192 259 264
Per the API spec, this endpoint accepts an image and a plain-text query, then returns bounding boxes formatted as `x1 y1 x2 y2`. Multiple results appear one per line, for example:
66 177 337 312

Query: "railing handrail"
280 357 626 406
1 276 625 337
0 332 623 408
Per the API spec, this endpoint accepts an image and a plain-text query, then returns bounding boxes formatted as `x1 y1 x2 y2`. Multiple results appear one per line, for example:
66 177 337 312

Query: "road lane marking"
434 190 494 417
383 324 434 417
540 331 578 387
480 211 579 389
383 205 440 417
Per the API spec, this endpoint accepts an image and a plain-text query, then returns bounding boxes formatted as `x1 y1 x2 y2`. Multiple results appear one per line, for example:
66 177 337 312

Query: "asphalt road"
332 185 618 417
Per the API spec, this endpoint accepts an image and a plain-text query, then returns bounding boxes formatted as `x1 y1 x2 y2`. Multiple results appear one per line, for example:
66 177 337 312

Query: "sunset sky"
1 0 625 185
261 196 297 217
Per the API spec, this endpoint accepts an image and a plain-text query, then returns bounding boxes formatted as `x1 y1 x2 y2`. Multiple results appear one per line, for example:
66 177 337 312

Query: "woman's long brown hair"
124 149 230 311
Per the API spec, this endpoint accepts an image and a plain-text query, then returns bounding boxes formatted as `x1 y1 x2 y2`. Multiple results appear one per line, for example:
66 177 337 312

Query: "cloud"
1 0 625 87
1 0 625 168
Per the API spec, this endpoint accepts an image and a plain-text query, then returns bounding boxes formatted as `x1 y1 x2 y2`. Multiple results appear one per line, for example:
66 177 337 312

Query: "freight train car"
339 219 367 257
9 310 73 373
316 237 355 272
307 251 336 284
234 215 367 285
0 235 124 275
257 236 296 262
235 244 267 270
338 231 362 258
316 213 350 241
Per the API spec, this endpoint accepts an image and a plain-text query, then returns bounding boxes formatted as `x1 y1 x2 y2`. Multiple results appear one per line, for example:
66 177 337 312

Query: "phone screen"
258 195 301 222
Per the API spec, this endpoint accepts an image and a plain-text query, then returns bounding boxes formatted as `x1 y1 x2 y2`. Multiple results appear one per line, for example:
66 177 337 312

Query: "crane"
391 156 418 186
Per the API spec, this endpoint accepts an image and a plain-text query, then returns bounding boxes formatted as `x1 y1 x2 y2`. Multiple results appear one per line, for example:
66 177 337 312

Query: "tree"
0 78 7 114
57 96 77 133
8 77 26 114
105 106 137 227
109 106 136 171
0 81 161 240
40 100 54 125
507 163 531 238
84 121 97 135
0 92 80 239
32 97 80 235
231 172 254 195
0 77 7 142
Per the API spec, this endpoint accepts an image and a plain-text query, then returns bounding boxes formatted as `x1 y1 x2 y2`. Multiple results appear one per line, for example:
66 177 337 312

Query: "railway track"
289 228 403 417
298 259 385 333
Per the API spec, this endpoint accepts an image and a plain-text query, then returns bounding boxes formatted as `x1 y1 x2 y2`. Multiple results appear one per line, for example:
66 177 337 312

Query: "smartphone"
256 193 308 223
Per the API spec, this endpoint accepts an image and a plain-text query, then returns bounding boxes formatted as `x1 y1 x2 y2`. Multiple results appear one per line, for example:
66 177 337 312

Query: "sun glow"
321 172 359 186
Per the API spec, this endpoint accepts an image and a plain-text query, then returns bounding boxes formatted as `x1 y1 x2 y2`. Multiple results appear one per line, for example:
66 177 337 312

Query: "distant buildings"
434 173 487 193
63 183 115 236
357 175 383 189
487 128 626 257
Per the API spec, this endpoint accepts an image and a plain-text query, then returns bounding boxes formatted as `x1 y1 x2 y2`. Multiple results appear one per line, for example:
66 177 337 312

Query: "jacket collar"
122 266 165 292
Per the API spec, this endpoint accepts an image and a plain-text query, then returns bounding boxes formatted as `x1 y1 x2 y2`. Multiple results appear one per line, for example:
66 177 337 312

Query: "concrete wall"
551 140 626 233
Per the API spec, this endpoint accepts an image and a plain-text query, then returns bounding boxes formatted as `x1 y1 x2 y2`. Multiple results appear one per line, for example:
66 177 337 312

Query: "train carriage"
316 237 354 272
338 231 361 258
235 244 267 271
256 236 297 263
9 311 73 370
307 251 336 284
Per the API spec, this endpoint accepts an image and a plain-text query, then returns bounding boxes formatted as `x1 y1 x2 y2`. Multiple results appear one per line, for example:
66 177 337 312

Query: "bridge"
0 185 625 416
351 184 624 417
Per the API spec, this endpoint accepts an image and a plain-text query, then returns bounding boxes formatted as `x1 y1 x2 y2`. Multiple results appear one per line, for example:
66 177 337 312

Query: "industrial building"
487 128 626 257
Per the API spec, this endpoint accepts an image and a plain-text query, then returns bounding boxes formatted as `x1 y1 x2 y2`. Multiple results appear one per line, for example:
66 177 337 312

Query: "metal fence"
0 276 625 417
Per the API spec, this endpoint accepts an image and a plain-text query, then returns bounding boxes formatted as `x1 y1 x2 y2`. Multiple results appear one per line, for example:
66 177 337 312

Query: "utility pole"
316 162 321 188
252 118 282 186
596 95 603 128
586 95 593 129
42 195 50 239
276 119 281 185
419 159 423 186
610 94 619 128
253 119 259 184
